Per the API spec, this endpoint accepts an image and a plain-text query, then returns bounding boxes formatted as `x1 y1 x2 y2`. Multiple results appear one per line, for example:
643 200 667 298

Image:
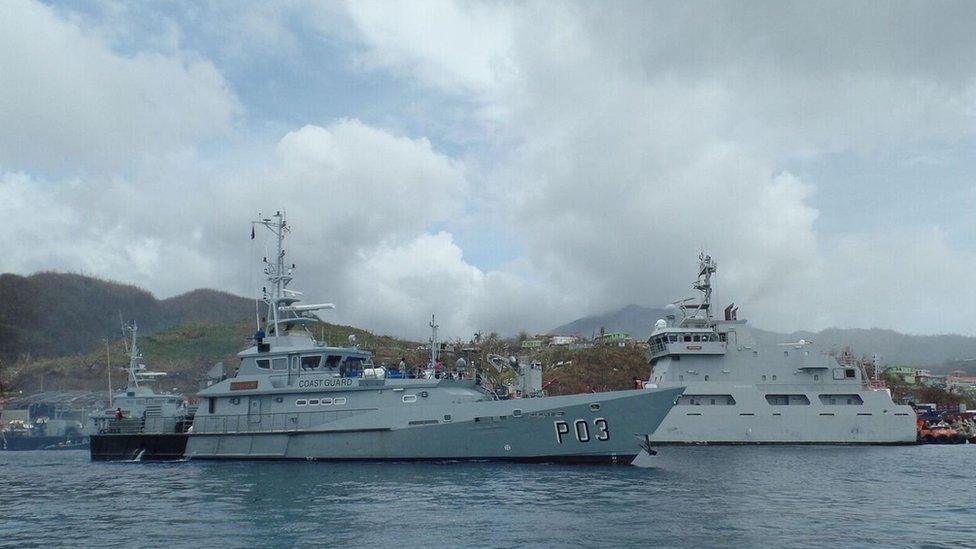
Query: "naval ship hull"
184 387 683 463
647 383 916 445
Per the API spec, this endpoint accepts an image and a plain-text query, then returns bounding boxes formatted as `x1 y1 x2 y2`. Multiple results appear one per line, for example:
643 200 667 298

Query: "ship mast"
125 321 142 390
691 252 716 321
251 211 334 340
429 314 439 369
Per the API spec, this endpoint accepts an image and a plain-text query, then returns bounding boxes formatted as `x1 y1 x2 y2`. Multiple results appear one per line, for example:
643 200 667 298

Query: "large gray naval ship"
643 253 916 444
92 212 682 463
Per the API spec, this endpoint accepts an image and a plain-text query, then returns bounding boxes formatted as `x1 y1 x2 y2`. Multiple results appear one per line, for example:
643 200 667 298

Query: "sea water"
1 446 974 548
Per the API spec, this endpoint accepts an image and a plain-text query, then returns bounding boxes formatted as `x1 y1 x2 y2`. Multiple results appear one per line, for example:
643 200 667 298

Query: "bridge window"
256 359 270 370
271 357 287 371
301 355 322 370
325 355 342 368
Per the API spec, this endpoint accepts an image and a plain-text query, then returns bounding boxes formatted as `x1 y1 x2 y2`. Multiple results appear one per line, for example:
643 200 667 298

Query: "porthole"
231 397 240 405
444 414 452 422
761 375 767 381
513 409 523 417
402 394 418 403
308 399 320 406
420 391 429 398
275 397 283 403
704 375 709 381
334 397 346 405
320 398 333 406
772 375 777 381
296 399 307 406
589 403 601 412
814 375 820 381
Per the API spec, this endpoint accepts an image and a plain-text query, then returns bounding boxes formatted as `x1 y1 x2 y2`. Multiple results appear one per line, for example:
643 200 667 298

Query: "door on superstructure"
248 397 262 425
288 355 300 386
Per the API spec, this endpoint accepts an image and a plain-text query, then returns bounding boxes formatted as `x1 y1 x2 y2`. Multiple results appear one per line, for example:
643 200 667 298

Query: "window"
402 394 418 403
669 335 678 343
296 399 307 406
444 414 452 421
589 403 601 412
334 397 347 405
256 359 270 370
704 375 709 381
344 357 364 369
272 357 287 371
677 394 736 405
765 394 810 406
761 375 767 381
771 375 777 381
301 355 322 370
683 335 691 342
846 369 856 379
513 409 523 417
325 355 342 368
208 397 215 414
308 399 320 406
819 394 864 405
814 375 819 381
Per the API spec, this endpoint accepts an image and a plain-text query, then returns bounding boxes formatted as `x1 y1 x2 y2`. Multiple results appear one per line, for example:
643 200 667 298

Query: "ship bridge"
647 327 727 363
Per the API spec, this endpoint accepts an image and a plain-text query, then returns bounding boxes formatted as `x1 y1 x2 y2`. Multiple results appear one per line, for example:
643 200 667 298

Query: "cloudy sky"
2 0 975 339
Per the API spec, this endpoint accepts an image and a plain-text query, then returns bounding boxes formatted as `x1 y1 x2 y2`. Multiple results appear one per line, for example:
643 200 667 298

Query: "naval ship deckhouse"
643 254 916 444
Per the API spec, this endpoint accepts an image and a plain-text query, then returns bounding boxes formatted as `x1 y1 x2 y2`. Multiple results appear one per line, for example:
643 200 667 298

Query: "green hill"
0 271 254 364
6 318 424 395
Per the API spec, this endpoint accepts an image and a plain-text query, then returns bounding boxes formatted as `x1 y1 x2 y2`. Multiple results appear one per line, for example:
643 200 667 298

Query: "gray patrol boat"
643 253 916 444
92 211 682 463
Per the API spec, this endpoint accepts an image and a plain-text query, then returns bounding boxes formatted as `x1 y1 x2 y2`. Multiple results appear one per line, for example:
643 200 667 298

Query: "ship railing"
93 415 193 435
192 409 361 435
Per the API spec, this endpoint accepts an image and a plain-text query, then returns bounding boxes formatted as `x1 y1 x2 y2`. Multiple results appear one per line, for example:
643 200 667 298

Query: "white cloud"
0 0 239 174
3 0 976 340
337 0 976 335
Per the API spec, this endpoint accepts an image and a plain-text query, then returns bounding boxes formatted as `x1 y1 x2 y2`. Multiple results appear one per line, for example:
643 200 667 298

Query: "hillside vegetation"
6 319 423 395
0 271 254 364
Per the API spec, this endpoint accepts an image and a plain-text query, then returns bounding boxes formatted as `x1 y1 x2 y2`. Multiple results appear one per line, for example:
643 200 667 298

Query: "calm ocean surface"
1 446 974 548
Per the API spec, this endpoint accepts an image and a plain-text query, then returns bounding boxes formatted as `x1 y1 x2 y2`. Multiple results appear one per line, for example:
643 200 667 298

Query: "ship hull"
183 388 683 463
1 435 72 451
647 382 916 444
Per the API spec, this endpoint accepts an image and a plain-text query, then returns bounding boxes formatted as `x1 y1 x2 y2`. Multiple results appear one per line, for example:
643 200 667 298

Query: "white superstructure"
644 253 916 444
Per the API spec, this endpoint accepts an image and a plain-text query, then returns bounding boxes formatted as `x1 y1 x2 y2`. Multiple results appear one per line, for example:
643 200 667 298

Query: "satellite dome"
654 319 667 330
665 303 677 310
